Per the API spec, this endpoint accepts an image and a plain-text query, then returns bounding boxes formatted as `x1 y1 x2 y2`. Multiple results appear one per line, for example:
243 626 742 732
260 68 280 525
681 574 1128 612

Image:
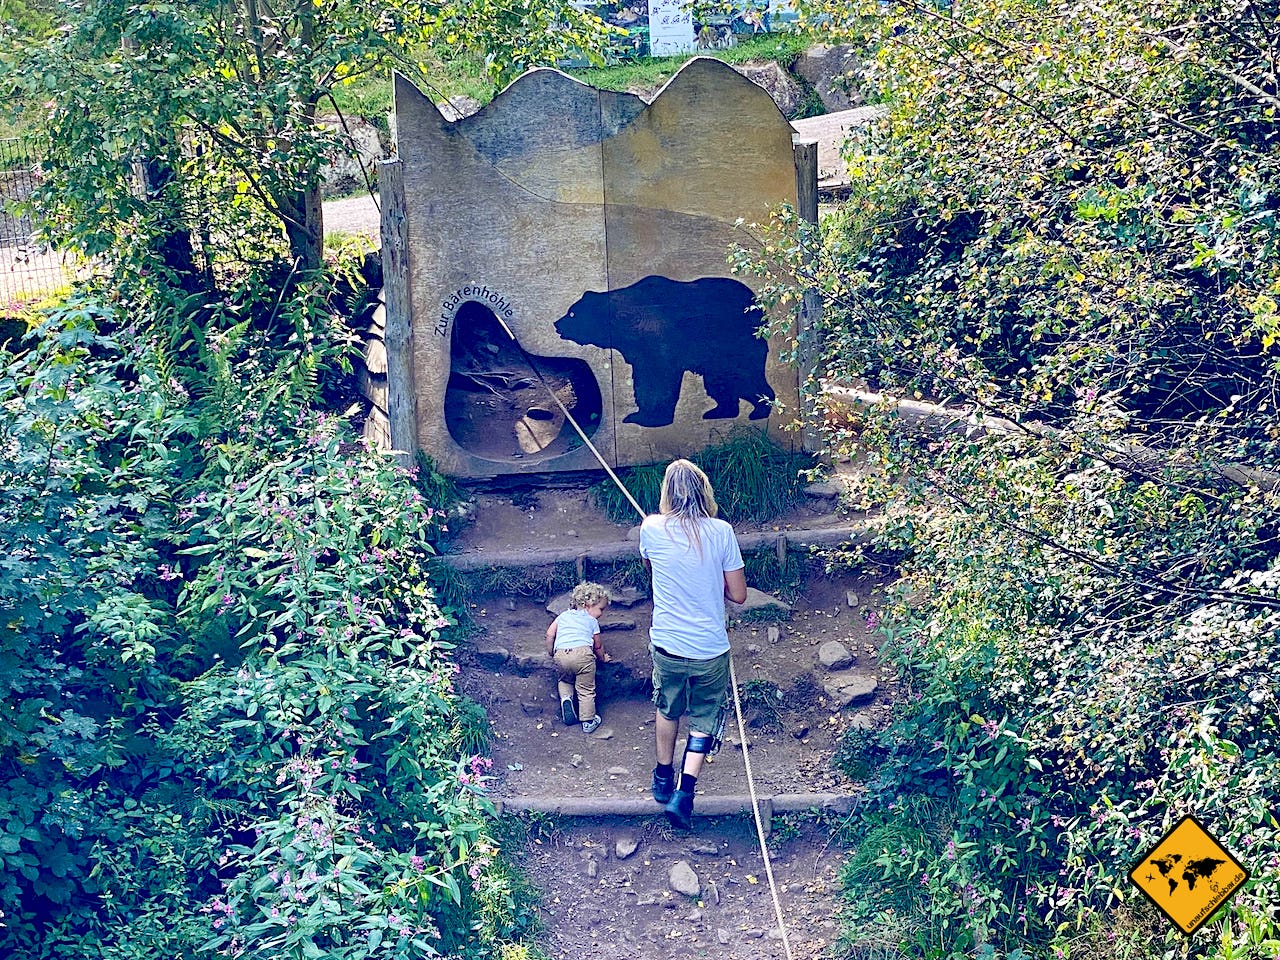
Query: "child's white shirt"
552 608 600 651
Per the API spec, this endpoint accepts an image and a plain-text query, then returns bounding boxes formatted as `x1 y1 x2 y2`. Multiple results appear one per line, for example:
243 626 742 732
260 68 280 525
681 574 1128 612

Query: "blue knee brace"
685 733 714 756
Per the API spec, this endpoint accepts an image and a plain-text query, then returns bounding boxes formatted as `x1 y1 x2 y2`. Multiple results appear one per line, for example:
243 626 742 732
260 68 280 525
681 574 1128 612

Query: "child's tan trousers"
553 646 597 721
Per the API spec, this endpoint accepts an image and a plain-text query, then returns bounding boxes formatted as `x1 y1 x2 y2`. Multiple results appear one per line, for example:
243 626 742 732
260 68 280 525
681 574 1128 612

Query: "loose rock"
818 640 855 671
848 711 875 730
790 723 810 739
717 928 732 945
669 860 700 897
689 840 719 855
795 43 862 111
511 653 544 674
804 480 842 500
846 590 860 608
767 625 781 644
520 701 543 717
607 586 646 608
732 61 804 117
822 674 879 710
570 754 583 768
586 858 598 879
606 766 629 776
616 836 639 860
730 588 792 619
745 643 763 655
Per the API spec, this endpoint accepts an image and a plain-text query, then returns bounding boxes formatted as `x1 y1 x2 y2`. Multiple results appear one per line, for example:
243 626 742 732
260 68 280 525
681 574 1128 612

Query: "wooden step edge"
493 792 858 819
443 521 876 573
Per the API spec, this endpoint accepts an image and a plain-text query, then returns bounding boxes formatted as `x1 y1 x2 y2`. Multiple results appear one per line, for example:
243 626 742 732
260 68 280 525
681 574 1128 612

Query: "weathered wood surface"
793 139 823 455
444 519 874 572
394 59 802 478
379 158 417 464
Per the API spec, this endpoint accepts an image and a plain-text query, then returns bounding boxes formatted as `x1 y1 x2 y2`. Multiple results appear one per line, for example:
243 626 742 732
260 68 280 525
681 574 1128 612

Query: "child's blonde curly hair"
570 581 610 610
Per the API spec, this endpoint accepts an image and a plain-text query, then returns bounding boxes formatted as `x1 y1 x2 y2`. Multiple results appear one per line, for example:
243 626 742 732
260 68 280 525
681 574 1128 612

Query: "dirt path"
445 479 890 959
510 813 850 959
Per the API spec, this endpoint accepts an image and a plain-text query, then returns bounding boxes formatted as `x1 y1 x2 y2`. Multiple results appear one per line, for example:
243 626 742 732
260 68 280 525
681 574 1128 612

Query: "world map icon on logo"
1129 815 1249 936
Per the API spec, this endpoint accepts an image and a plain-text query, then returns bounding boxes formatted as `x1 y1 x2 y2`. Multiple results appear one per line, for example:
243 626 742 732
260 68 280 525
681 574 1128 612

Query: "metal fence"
1 136 71 311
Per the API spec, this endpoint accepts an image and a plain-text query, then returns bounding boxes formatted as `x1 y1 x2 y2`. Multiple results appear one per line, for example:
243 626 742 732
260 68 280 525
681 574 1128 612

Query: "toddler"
545 582 613 734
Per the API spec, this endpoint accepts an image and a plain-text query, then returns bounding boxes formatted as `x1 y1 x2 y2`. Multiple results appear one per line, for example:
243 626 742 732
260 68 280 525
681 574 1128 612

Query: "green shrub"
697 427 813 523
0 284 536 959
740 678 785 733
742 548 807 601
590 462 664 523
451 696 493 757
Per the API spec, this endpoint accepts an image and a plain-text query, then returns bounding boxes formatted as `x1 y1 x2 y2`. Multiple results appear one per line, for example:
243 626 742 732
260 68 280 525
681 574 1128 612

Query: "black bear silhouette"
553 275 775 428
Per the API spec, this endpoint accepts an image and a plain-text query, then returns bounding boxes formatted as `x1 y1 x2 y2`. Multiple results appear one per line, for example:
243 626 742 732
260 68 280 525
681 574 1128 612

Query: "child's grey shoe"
582 715 602 734
560 698 577 726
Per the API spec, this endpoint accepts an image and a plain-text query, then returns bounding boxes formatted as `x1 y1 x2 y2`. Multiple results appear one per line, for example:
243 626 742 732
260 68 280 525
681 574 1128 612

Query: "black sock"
656 762 674 780
679 772 698 793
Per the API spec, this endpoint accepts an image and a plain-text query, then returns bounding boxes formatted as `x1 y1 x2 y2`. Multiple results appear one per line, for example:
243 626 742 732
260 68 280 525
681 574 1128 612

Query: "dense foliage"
0 270 533 958
0 0 609 273
751 1 1280 956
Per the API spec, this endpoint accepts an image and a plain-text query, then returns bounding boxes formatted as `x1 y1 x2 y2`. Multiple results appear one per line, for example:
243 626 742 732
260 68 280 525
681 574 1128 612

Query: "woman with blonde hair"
640 459 747 829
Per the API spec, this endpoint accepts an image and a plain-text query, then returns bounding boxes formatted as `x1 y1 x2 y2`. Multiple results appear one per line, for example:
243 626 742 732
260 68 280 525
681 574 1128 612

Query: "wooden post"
792 139 824 456
380 158 418 465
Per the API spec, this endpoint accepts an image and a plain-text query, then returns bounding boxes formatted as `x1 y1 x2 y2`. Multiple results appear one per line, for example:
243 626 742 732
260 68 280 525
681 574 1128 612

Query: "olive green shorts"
650 647 730 734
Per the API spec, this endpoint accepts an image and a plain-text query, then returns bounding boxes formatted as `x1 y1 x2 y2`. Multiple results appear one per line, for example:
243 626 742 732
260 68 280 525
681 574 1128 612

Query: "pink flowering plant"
0 290 531 958
166 411 525 956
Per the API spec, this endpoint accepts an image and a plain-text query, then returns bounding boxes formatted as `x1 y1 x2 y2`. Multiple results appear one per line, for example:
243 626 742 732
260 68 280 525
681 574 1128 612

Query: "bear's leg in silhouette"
702 369 775 420
701 370 744 420
746 382 775 420
624 360 682 427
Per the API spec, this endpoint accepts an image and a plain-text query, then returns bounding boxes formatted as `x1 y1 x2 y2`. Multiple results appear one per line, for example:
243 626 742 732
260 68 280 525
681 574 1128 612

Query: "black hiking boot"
664 788 694 830
651 766 675 805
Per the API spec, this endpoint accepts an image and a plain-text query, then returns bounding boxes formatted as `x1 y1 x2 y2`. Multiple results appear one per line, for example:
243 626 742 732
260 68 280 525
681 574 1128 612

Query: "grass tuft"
590 463 664 523
591 428 814 525
450 696 492 756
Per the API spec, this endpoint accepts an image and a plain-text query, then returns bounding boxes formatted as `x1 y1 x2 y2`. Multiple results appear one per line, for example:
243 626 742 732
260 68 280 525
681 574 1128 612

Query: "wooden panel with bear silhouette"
391 58 799 477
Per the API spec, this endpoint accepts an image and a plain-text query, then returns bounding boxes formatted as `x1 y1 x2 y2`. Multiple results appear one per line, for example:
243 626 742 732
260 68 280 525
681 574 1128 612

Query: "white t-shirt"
640 514 745 660
552 608 600 652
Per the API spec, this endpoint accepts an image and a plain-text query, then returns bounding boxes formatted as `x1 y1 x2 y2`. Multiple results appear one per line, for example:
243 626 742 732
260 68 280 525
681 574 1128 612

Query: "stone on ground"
729 588 791 619
473 644 509 668
818 640 855 671
669 860 701 897
616 836 639 860
804 480 841 500
822 673 878 710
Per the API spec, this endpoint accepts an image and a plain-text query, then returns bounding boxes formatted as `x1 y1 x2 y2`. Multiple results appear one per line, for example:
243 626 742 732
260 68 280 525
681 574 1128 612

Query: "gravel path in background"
324 192 380 238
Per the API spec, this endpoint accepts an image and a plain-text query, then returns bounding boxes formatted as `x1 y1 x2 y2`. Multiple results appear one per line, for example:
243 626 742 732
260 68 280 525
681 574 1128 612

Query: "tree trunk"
283 182 324 272
140 156 203 290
